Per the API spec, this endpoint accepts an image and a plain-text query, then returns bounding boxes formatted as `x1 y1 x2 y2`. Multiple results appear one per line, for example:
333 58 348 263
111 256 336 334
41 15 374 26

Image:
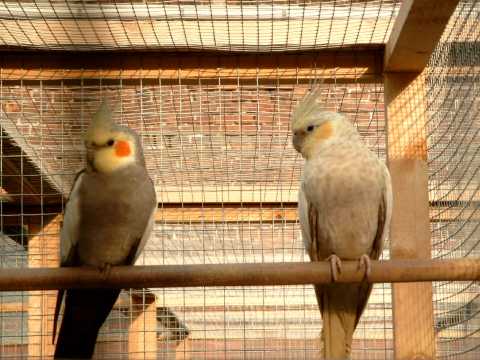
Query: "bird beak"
86 147 95 166
292 133 303 153
85 142 100 165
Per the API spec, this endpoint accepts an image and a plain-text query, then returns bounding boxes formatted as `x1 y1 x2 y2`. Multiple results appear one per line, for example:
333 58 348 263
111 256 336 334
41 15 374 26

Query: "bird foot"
99 263 112 278
326 254 342 282
358 254 372 281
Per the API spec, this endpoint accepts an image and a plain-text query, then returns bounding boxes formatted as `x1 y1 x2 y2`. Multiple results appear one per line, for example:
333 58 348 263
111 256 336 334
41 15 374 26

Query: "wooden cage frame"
1 1 478 359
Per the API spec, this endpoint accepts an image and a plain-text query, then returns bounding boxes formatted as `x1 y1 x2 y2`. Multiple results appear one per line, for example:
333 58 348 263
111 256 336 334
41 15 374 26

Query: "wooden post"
27 216 61 359
383 0 461 354
128 292 158 359
384 0 460 72
385 72 436 359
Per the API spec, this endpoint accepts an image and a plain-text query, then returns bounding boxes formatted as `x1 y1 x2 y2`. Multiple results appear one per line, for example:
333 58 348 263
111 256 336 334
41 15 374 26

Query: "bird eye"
307 125 314 132
106 139 115 146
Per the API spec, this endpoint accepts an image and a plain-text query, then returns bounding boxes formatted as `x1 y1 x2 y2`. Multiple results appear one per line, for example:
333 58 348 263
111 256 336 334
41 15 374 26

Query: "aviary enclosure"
0 0 478 359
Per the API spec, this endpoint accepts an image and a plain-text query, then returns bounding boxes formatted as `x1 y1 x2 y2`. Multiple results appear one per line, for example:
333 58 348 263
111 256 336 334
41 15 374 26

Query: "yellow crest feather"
291 87 325 129
85 100 116 143
91 100 114 129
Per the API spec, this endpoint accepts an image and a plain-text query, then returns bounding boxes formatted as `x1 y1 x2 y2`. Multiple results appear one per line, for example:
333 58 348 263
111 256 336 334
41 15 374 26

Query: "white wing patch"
380 166 393 249
60 172 84 265
298 186 313 255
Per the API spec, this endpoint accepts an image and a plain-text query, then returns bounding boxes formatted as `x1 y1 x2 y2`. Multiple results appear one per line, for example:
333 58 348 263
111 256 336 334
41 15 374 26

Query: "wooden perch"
0 259 478 291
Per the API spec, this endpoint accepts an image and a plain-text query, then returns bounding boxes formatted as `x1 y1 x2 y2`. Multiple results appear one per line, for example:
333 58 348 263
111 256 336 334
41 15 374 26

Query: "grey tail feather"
52 289 64 345
54 288 121 359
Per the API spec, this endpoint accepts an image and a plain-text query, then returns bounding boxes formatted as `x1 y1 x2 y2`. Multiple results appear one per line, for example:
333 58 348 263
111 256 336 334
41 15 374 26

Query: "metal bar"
0 259 478 291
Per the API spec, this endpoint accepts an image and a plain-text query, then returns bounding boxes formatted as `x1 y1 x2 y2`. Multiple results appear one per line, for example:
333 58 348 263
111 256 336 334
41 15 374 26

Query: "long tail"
52 289 64 345
54 288 121 359
315 283 371 360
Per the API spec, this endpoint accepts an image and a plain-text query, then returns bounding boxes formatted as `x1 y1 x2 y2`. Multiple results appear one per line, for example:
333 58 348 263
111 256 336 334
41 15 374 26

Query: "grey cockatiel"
53 101 156 359
292 89 392 359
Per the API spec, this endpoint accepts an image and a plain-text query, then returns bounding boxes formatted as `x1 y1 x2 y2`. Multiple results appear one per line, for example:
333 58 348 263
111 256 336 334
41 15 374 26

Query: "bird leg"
358 254 372 281
326 254 342 282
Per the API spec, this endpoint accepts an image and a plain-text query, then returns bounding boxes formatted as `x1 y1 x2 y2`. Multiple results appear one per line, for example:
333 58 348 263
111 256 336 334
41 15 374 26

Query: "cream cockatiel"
52 101 157 359
292 89 392 359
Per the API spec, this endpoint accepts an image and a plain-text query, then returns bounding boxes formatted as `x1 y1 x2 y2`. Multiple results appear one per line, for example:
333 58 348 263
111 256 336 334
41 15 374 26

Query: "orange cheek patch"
314 121 334 141
115 140 131 157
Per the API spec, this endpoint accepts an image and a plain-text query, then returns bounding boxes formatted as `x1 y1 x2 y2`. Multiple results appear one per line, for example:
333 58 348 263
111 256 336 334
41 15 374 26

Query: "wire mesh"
0 70 392 358
426 1 480 358
0 0 478 358
0 0 401 51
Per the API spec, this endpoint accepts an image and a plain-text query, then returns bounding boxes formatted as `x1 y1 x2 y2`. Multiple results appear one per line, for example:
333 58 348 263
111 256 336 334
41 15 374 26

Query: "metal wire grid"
0 75 393 358
0 80 387 203
0 0 401 52
426 0 480 358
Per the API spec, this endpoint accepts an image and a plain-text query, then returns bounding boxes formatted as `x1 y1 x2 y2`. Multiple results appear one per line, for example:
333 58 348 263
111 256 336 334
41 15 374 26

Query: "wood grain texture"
385 72 436 359
0 50 382 82
156 205 298 223
27 217 61 359
128 293 157 360
0 259 478 291
385 0 460 71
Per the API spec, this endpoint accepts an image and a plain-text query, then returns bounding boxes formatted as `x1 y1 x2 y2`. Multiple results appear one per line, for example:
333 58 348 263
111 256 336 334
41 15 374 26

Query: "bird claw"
358 254 372 281
326 254 342 282
99 263 112 278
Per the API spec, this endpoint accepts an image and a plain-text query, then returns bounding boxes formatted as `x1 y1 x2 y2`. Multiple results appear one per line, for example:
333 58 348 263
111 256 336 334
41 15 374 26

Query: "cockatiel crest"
291 88 360 159
291 87 325 127
85 100 139 173
293 87 392 359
